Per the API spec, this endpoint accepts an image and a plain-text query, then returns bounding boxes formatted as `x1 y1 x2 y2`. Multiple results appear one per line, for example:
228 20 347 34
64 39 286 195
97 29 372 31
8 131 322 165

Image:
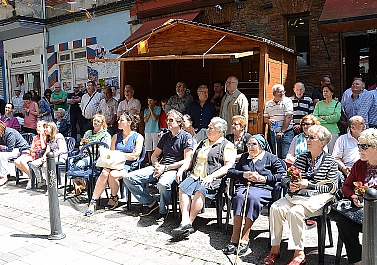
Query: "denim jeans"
270 130 294 159
123 166 177 214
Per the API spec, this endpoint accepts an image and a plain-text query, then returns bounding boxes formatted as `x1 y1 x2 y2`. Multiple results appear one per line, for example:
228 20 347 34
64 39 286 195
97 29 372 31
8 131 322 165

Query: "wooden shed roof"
110 19 295 58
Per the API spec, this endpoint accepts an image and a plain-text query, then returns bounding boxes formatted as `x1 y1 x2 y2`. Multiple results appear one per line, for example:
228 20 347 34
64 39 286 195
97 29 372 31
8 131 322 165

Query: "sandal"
104 194 119 210
264 252 280 265
85 198 98 216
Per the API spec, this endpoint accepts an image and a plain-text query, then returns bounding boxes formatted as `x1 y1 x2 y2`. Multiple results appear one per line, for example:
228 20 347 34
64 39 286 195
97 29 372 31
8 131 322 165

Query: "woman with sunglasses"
264 125 338 265
223 134 285 255
85 112 144 216
336 128 377 265
69 114 111 195
285 115 321 166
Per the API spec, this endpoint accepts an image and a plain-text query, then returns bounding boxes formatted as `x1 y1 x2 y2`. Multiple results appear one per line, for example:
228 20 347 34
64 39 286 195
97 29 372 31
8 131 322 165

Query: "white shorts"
144 132 159 151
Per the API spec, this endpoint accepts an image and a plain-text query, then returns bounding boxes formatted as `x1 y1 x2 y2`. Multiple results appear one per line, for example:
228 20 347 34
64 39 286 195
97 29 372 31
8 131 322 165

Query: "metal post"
362 188 377 264
45 152 65 240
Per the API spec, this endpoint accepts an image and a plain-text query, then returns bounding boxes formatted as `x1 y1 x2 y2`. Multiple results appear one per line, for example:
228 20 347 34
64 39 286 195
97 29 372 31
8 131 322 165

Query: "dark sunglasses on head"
301 122 313 126
358 143 372 150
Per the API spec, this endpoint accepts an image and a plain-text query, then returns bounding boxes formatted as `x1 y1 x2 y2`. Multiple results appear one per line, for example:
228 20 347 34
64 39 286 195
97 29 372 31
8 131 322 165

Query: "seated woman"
285 114 321 165
85 112 144 216
172 117 236 236
223 134 285 255
14 120 47 189
336 128 377 265
54 108 69 137
70 113 111 195
29 121 68 185
226 115 252 161
264 125 338 265
0 103 20 131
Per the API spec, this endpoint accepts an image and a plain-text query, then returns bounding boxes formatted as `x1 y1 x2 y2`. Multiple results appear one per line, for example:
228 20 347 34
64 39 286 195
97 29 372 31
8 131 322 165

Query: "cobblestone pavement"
0 170 349 265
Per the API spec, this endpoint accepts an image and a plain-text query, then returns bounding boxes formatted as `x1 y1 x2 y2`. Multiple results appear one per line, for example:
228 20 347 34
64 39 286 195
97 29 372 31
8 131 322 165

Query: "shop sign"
8 55 41 69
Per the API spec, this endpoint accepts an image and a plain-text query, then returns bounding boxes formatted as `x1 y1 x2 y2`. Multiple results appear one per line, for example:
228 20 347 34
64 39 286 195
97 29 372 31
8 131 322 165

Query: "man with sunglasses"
332 116 365 176
124 109 194 222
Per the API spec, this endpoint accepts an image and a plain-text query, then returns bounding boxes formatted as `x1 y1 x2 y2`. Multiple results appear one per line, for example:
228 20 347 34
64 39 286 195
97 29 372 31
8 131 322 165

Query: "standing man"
16 77 25 96
50 82 68 118
98 87 118 136
332 116 365 177
12 87 24 117
165 82 194 113
263 84 294 159
123 110 194 222
343 79 366 120
186 85 216 131
80 81 104 133
117 85 141 116
220 76 248 134
290 82 314 134
67 84 84 142
144 95 161 164
210 80 225 115
312 75 331 106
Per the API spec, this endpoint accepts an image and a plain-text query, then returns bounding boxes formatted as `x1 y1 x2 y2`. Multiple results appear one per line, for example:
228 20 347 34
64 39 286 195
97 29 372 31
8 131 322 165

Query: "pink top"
23 101 38 129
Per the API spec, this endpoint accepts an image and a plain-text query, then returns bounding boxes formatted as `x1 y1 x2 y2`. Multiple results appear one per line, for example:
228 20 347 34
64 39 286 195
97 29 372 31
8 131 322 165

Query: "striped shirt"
263 96 294 132
282 152 338 194
343 92 366 120
80 92 104 119
358 90 377 127
290 94 314 125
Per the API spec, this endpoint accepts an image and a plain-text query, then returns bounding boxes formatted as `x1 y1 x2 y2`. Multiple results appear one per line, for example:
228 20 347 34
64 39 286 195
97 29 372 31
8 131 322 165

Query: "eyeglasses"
225 81 237 84
276 90 285 94
358 143 372 150
166 118 175 123
246 142 258 148
301 122 314 126
306 135 319 141
73 86 80 89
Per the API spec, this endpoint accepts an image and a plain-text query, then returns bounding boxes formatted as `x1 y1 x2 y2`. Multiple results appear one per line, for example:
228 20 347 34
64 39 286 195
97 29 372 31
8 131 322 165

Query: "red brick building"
127 0 377 96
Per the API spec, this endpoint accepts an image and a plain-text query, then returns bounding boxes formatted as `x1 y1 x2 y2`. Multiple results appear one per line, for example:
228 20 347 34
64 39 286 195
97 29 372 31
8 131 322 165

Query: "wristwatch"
164 165 169 172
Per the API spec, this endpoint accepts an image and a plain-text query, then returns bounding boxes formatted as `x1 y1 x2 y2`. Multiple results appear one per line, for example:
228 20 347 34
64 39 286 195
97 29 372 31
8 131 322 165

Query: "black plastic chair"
14 133 35 185
64 141 109 202
56 137 76 185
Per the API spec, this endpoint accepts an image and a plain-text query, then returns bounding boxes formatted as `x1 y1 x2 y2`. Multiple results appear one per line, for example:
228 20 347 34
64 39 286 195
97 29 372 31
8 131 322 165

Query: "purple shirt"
0 115 20 131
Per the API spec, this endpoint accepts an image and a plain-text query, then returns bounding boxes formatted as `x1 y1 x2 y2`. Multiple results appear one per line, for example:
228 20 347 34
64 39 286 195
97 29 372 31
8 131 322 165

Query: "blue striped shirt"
290 94 314 124
358 90 377 127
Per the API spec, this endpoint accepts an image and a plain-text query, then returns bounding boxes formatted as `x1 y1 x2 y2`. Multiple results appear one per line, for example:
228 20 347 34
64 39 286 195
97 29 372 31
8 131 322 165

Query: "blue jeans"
270 130 294 159
123 166 177 214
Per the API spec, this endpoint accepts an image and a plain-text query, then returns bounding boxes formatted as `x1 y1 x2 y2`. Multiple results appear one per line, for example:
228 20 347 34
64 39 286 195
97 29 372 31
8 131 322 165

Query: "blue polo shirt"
157 129 194 165
186 100 217 130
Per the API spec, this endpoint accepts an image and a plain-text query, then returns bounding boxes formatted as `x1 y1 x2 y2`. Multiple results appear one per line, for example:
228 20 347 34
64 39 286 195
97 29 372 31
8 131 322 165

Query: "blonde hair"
46 121 58 142
93 114 107 130
300 114 320 127
37 120 46 127
232 115 247 130
358 128 377 148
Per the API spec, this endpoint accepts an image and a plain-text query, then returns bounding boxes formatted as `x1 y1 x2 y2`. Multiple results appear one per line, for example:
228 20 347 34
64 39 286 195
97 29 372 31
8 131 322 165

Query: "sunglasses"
246 142 258 147
301 122 313 126
73 86 80 89
306 135 319 140
358 143 372 150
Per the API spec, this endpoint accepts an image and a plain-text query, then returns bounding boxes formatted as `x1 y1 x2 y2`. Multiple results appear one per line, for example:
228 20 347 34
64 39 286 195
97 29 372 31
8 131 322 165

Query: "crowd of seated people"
2 75 377 264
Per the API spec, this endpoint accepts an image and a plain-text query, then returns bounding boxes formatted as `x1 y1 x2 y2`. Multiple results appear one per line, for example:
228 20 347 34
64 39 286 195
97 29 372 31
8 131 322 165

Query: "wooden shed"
109 19 297 134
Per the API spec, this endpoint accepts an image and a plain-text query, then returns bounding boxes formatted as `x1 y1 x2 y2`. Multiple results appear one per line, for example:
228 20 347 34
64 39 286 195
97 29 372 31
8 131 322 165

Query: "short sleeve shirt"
68 91 83 113
98 98 118 123
157 130 194 165
263 97 294 132
51 91 68 111
332 131 360 167
144 106 161 133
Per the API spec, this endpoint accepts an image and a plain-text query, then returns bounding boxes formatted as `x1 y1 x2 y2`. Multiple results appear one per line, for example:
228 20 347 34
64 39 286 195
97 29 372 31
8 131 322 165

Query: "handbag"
331 199 363 225
96 147 129 170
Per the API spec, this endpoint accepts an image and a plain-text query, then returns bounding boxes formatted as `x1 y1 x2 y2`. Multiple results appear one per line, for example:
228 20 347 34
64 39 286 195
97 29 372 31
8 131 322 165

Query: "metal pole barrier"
46 152 66 240
362 188 377 264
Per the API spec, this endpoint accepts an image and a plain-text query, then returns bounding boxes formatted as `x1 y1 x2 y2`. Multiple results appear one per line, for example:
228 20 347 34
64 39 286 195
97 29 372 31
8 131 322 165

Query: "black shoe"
139 201 159 216
156 212 168 222
172 224 194 235
222 242 237 255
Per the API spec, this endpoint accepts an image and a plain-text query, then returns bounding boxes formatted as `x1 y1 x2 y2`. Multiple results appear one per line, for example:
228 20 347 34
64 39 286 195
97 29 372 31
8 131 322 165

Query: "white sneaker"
26 180 32 190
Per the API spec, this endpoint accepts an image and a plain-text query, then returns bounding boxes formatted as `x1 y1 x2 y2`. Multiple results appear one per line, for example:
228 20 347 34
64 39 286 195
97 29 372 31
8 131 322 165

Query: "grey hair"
358 128 377 148
197 85 208 92
211 117 228 135
294 82 305 91
54 82 61 87
348 115 364 127
272 84 285 93
167 109 183 126
308 125 332 144
124 85 134 92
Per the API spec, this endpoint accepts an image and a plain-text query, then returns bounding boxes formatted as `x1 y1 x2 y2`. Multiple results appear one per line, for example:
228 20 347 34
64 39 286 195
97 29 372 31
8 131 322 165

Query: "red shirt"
159 111 167 129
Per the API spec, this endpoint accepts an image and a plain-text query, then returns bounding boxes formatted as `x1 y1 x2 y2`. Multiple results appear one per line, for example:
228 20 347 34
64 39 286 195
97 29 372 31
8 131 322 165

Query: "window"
287 16 310 67
60 53 70 62
74 51 86 59
12 49 34 59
